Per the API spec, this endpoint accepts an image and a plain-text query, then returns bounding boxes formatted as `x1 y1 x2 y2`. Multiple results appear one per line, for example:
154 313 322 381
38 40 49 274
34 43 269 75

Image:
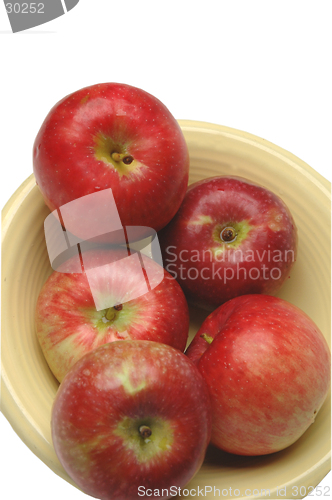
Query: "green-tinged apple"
186 294 331 456
159 176 297 310
33 82 189 242
52 340 211 500
36 247 189 382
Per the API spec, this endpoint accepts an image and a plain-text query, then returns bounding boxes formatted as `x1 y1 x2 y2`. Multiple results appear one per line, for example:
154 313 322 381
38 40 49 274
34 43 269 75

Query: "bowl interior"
1 121 331 498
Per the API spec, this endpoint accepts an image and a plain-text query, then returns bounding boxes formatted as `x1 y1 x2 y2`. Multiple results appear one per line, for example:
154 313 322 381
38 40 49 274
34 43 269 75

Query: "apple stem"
123 155 134 165
200 333 214 344
111 152 134 165
111 152 122 162
105 308 116 321
139 425 152 439
220 226 237 243
105 304 123 321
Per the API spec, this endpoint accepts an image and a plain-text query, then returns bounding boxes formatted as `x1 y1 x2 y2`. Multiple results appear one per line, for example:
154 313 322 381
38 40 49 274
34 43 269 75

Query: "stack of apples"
33 83 331 500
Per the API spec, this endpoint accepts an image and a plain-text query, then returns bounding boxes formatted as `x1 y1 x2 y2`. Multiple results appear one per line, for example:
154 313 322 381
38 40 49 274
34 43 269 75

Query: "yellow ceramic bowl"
1 121 331 499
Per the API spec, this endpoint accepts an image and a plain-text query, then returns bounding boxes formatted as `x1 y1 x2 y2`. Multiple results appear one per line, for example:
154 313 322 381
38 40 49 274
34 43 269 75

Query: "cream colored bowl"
1 121 331 499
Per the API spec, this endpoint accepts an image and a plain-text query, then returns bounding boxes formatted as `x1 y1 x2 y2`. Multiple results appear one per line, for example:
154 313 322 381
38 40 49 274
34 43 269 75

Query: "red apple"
51 340 211 500
36 247 189 382
159 176 298 310
33 82 189 242
186 294 331 456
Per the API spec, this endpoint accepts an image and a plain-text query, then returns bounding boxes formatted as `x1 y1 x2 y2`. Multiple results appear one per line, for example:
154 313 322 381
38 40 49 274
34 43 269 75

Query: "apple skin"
158 176 298 310
36 247 189 382
51 340 211 500
33 82 189 241
186 294 331 456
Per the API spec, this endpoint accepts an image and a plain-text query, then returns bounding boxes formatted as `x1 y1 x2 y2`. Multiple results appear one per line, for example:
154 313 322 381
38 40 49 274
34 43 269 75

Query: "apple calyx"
139 425 152 439
200 333 214 345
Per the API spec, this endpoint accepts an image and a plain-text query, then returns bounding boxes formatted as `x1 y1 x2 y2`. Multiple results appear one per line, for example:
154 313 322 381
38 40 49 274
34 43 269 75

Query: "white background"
0 1 331 499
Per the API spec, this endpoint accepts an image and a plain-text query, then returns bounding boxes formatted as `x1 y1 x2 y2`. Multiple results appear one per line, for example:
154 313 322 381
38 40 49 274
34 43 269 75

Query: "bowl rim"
1 119 331 498
178 120 331 195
